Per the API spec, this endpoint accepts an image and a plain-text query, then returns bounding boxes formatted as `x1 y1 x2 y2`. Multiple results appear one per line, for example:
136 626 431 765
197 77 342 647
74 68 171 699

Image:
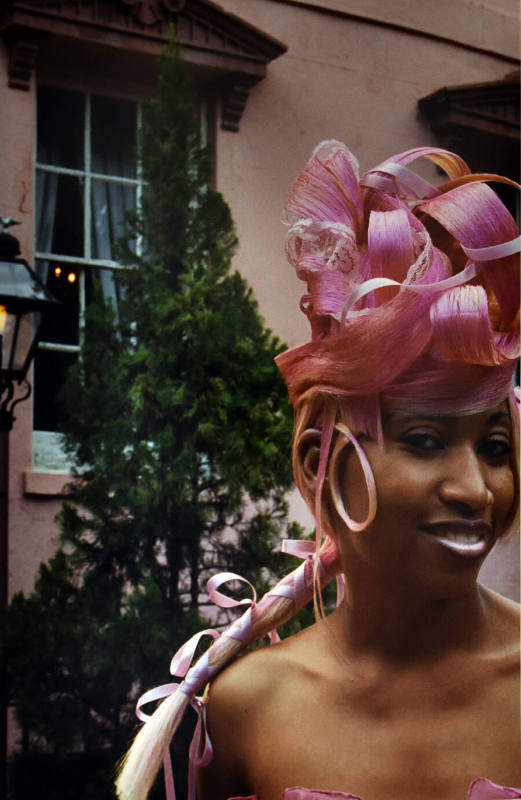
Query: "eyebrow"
384 410 511 425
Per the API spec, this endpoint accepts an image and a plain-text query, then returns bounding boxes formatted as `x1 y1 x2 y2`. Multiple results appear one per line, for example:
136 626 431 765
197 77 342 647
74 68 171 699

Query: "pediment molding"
419 74 520 141
0 0 287 130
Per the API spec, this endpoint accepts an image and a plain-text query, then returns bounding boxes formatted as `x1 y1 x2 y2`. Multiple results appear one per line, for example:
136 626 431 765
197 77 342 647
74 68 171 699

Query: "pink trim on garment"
467 778 521 799
227 780 521 800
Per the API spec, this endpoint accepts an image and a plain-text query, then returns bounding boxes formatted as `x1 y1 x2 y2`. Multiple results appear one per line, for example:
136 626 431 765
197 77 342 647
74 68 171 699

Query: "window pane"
86 268 124 320
36 172 84 257
36 260 80 346
91 95 137 178
33 349 77 432
37 86 84 169
91 179 136 259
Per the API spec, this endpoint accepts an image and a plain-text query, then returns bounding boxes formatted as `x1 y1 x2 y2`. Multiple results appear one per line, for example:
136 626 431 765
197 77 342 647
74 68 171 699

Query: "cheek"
492 467 516 529
340 445 374 523
340 444 410 528
341 446 432 533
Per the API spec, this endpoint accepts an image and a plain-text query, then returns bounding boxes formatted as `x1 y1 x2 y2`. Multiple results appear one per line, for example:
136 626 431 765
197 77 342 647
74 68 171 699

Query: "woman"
116 141 520 800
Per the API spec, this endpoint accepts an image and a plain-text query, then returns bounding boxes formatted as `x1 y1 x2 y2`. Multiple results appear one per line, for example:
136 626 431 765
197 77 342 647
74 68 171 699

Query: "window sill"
23 471 72 497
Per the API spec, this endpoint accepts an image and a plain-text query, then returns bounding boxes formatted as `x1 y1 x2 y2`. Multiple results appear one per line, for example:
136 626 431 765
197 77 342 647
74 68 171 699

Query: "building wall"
2 0 520 606
214 0 519 348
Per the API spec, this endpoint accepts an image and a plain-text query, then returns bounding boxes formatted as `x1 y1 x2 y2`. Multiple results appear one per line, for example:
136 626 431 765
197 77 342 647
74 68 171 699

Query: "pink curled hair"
116 142 520 800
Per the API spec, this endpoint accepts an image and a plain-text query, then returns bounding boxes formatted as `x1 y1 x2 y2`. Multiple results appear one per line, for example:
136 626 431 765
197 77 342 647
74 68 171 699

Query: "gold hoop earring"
329 423 377 532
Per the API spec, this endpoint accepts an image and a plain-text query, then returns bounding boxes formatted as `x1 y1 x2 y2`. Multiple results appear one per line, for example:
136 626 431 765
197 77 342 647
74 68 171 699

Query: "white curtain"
91 179 134 313
35 169 59 283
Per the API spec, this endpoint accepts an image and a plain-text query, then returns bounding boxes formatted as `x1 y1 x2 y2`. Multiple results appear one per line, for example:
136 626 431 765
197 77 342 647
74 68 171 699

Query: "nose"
438 446 493 513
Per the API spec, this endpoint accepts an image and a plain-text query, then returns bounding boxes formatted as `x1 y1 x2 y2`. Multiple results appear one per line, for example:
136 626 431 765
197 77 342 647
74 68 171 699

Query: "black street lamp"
0 216 58 794
0 218 58 437
0 217 58 605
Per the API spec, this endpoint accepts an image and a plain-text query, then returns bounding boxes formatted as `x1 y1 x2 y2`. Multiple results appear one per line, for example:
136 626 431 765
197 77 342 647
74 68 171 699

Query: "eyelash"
402 433 442 453
478 436 512 461
401 432 512 461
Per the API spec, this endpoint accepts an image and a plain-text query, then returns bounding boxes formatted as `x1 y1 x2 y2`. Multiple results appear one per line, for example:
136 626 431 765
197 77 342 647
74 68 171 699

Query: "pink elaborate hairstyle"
275 141 520 542
115 143 520 800
278 140 519 422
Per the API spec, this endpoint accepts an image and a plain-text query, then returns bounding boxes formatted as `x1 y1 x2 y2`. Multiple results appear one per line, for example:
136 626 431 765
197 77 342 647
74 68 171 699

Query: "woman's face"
334 401 516 594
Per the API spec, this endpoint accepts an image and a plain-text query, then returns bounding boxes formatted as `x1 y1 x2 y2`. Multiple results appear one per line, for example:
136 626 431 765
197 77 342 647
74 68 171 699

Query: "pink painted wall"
0 43 59 601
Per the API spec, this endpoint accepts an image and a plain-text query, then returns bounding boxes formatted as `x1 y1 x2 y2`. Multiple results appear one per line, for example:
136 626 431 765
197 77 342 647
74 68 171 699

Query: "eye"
478 435 512 462
401 432 444 453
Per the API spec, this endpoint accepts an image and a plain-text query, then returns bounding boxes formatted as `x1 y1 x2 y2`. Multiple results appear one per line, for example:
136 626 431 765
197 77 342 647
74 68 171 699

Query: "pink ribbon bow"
136 628 220 800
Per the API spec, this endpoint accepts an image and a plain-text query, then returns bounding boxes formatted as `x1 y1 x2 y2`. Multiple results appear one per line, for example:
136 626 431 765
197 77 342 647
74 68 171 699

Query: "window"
34 86 141 471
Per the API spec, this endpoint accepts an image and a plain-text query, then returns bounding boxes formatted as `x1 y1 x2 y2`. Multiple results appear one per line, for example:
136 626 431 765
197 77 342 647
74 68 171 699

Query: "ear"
295 428 323 494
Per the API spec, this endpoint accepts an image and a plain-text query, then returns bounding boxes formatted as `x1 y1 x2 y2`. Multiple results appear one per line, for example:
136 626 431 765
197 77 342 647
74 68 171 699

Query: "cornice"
0 0 287 130
419 75 520 142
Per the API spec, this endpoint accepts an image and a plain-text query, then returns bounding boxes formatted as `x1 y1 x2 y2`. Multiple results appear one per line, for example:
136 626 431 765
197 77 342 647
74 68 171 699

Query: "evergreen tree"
3 41 303 799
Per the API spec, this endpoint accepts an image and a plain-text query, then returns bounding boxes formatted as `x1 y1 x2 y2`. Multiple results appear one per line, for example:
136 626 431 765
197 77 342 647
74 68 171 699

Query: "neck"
329 569 489 665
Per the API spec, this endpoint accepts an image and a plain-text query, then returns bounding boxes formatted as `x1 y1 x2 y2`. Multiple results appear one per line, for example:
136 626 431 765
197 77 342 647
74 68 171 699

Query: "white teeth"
421 526 488 557
441 532 480 544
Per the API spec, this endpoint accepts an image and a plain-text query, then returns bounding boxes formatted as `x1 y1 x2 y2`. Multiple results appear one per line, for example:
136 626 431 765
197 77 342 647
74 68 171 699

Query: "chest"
245 668 520 800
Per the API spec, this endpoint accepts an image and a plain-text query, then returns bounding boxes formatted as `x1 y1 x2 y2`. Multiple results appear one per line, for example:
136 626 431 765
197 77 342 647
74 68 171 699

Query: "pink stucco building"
0 0 519 626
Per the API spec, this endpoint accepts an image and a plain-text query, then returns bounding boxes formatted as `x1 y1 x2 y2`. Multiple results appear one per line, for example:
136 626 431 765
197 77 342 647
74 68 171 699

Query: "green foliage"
3 38 302 797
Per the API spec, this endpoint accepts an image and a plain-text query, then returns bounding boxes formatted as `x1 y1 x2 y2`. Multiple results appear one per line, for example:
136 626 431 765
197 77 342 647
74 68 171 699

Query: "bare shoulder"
479 584 520 662
206 624 319 719
198 627 321 800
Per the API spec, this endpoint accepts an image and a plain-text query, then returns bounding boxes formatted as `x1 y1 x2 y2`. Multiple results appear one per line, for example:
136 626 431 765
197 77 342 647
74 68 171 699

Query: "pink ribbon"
340 262 479 324
279 539 344 607
362 160 441 200
170 629 220 681
339 231 520 324
461 236 521 261
207 571 257 608
136 681 212 800
136 627 220 800
281 539 315 558
207 571 266 645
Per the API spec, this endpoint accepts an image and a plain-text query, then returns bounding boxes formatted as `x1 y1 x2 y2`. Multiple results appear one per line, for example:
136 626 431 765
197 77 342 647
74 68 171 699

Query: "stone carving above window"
6 37 39 90
120 0 185 27
419 73 520 141
418 72 519 183
0 0 287 129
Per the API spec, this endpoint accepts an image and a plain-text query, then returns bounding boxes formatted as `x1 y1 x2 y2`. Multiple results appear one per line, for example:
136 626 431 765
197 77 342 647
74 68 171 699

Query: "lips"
419 521 493 558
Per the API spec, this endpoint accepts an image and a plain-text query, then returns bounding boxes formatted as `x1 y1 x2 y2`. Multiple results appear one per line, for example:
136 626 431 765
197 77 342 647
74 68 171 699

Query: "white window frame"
33 90 143 473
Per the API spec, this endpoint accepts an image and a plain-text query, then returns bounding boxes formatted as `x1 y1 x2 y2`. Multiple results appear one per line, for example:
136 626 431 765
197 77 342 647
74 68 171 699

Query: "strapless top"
228 777 521 799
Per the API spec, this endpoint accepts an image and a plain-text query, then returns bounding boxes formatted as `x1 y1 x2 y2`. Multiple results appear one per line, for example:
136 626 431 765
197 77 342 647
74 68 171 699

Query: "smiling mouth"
419 522 492 558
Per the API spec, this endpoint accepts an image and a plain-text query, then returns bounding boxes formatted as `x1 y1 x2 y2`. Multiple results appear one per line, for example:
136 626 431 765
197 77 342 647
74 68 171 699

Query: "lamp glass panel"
0 309 16 372
12 311 40 374
0 311 38 376
0 261 51 304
